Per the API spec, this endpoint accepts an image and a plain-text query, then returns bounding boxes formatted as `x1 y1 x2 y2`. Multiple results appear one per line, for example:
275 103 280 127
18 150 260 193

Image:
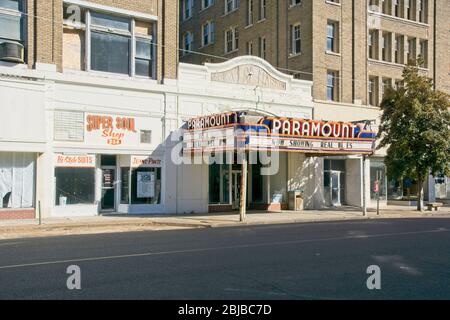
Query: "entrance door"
330 171 342 207
325 170 342 207
232 171 242 210
101 167 116 211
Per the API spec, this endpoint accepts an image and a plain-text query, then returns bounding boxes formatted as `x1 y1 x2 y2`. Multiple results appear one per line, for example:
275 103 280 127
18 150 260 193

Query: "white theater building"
1 56 392 219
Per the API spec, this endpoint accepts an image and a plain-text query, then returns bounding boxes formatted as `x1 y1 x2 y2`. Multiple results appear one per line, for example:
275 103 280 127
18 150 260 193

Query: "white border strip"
63 0 158 21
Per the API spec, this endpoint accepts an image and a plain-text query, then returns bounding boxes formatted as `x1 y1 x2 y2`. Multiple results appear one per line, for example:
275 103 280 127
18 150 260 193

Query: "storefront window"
370 159 387 200
0 152 35 209
209 162 231 205
55 168 95 205
252 163 264 203
130 167 161 205
120 167 130 204
209 163 221 204
435 173 449 200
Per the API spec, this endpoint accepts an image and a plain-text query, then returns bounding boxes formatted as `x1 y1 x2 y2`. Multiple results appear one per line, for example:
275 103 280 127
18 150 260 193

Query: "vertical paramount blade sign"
86 114 137 146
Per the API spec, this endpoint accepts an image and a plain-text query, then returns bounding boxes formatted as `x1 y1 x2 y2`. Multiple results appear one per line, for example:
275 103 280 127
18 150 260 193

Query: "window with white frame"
326 20 339 53
225 0 239 14
202 0 214 10
225 27 238 53
62 6 155 78
182 31 193 54
327 70 339 102
183 0 193 20
202 21 215 46
259 36 266 59
259 0 266 20
247 0 253 26
0 0 26 61
291 24 301 55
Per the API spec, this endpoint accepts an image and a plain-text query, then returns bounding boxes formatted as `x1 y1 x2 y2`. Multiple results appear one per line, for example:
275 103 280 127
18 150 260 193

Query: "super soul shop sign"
85 114 137 146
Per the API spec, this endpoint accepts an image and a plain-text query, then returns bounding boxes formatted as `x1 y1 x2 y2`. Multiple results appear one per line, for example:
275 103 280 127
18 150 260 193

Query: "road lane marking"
0 242 24 247
0 228 448 270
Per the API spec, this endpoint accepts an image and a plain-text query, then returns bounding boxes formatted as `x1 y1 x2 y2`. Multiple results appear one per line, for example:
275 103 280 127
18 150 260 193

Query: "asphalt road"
0 218 449 300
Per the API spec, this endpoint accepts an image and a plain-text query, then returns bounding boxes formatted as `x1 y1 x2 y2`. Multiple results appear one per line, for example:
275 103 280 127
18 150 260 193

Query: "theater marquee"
183 112 377 155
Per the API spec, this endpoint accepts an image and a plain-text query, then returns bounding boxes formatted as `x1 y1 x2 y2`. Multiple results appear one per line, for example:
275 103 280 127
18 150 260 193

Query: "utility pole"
362 155 367 216
240 153 248 222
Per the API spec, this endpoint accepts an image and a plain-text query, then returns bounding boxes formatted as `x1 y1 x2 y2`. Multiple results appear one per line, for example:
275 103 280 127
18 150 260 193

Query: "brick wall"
0 209 35 220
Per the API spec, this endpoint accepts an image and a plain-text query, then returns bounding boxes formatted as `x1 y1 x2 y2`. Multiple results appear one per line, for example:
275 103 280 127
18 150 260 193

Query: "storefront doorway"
101 155 117 212
324 160 346 207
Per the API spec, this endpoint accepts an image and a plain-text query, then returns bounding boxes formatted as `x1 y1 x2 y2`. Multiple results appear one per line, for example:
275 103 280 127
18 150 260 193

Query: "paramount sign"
183 112 377 155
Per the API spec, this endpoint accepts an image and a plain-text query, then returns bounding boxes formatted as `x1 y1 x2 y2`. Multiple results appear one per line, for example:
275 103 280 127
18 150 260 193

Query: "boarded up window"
63 28 85 71
54 111 84 142
135 20 152 37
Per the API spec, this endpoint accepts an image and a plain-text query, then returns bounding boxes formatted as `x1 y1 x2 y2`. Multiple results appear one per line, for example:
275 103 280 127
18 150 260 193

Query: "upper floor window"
418 0 427 23
202 21 215 46
225 0 239 14
202 0 214 10
63 7 155 78
368 30 378 60
291 0 302 6
327 70 339 102
183 0 193 20
225 27 238 53
182 32 194 55
0 0 26 63
259 36 266 59
326 21 339 53
246 0 253 26
291 24 301 55
259 0 266 20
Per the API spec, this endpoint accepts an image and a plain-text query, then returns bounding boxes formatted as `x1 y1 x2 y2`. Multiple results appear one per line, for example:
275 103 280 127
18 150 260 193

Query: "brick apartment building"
180 0 450 101
180 0 450 205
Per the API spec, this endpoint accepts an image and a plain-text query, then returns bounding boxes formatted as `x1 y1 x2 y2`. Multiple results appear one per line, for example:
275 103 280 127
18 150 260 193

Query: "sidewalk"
1 206 449 240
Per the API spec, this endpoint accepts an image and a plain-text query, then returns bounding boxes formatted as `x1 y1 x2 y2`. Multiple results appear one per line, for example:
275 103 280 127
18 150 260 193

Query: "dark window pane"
101 155 117 166
252 164 263 203
91 12 130 31
91 31 130 74
209 164 221 204
135 59 152 77
55 168 95 205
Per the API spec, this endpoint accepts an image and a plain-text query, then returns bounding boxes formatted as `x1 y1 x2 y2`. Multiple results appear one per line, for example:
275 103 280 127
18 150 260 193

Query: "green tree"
378 60 450 211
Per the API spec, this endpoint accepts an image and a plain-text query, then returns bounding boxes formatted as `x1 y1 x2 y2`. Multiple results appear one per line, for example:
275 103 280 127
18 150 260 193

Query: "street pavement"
0 218 449 299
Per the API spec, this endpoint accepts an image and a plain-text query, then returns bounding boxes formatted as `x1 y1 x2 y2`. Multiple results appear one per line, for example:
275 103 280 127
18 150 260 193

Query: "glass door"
101 167 116 211
325 170 342 207
330 171 341 207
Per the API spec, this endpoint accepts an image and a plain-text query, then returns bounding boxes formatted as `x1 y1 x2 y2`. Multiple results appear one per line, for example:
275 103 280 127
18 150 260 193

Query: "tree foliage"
378 60 450 209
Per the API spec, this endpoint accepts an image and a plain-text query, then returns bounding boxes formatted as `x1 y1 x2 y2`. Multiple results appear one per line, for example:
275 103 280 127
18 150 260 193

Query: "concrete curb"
1 212 449 240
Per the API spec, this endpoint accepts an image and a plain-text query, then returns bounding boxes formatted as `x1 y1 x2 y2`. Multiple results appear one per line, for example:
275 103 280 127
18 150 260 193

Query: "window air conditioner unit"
0 42 25 63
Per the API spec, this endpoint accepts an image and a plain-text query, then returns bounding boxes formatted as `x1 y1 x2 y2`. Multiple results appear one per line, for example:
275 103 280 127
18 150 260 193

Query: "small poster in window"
137 172 155 199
